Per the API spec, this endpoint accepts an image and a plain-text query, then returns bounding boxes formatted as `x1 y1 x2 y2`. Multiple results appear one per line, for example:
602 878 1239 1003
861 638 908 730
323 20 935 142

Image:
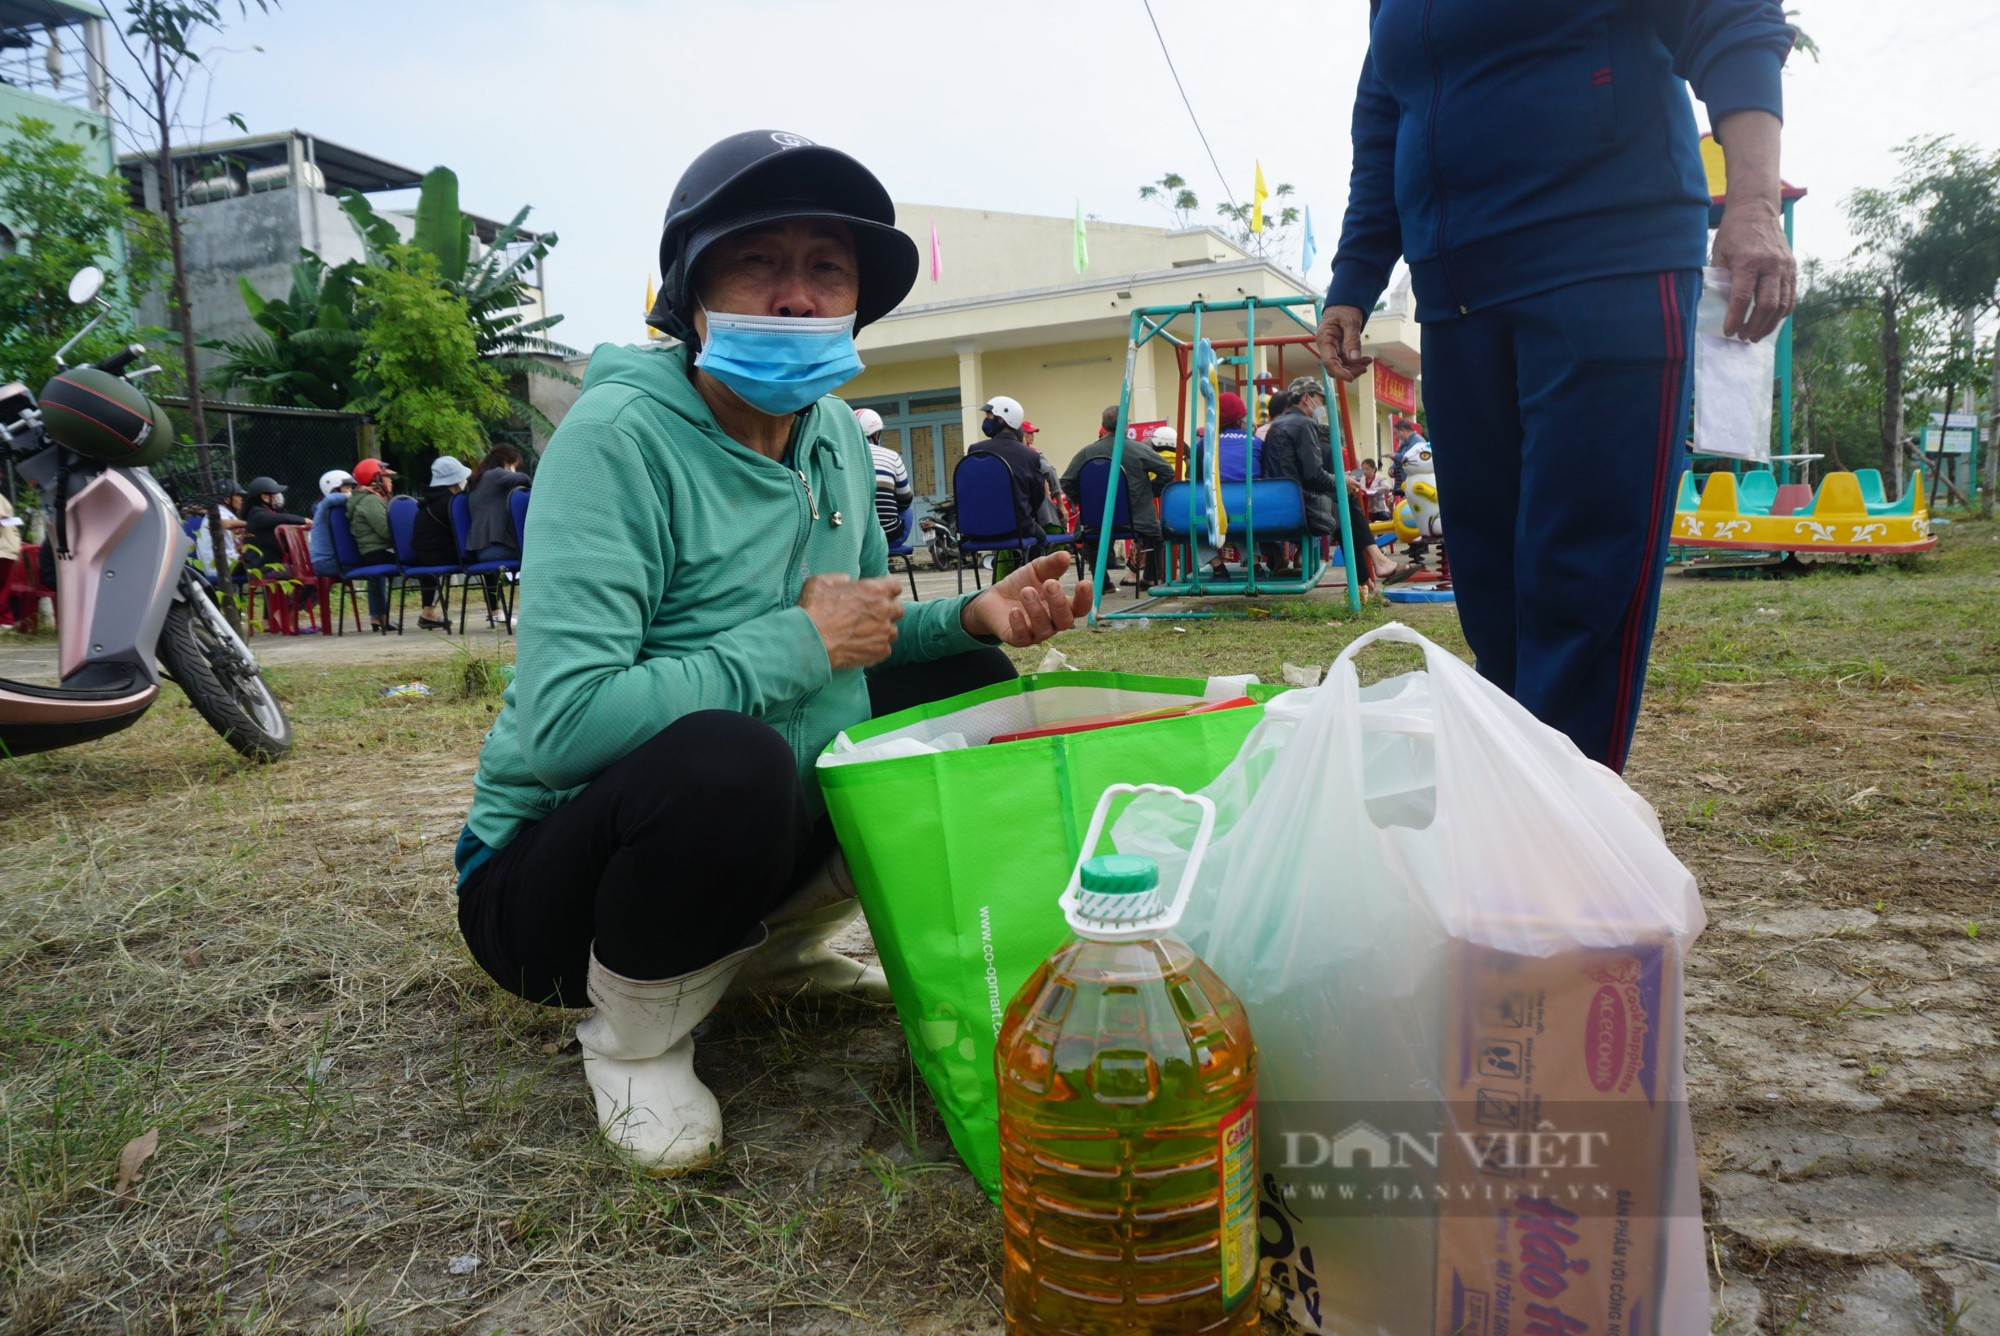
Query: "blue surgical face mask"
692 307 865 416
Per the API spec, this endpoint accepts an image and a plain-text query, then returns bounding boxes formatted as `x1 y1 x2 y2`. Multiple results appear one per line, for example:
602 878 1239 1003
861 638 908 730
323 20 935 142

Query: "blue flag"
1300 205 1318 275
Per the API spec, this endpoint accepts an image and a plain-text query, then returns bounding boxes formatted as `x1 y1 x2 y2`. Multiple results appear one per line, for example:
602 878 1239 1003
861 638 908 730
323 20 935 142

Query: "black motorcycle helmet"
246 475 285 502
646 130 919 343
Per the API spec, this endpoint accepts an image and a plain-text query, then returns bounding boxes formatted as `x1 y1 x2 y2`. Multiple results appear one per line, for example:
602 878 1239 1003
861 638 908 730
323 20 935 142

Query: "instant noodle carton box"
1435 937 1680 1336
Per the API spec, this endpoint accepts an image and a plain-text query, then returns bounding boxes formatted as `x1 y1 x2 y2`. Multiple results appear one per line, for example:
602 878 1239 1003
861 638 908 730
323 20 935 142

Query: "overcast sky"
110 0 2000 353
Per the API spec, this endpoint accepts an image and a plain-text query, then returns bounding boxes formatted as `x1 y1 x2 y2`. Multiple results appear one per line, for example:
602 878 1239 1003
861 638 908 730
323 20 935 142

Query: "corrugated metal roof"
119 130 424 196
0 0 107 30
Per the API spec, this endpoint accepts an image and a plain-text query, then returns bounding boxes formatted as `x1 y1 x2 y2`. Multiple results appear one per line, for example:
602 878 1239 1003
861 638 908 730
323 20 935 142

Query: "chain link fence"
152 399 371 507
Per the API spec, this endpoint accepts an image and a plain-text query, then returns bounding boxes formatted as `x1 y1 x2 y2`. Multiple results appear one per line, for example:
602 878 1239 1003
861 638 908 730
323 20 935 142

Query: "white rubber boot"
728 851 892 1005
574 927 764 1175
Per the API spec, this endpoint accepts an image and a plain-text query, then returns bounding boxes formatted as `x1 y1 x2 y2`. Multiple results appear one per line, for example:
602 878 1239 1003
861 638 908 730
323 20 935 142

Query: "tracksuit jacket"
1328 0 1793 322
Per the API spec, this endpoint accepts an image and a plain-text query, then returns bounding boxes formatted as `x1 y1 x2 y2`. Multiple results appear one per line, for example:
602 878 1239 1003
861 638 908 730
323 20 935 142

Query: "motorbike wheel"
157 587 293 762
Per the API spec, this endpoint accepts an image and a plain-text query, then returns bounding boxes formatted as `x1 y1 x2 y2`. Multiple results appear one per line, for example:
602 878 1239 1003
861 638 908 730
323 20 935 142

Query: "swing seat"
1159 480 1307 540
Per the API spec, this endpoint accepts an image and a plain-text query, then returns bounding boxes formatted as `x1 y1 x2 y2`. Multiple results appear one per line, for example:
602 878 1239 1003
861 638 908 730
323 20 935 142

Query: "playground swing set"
1085 293 1381 624
1079 145 1942 621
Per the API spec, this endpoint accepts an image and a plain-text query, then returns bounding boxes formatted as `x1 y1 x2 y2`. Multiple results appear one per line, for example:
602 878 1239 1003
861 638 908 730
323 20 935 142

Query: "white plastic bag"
1114 624 1708 1335
1693 265 1774 463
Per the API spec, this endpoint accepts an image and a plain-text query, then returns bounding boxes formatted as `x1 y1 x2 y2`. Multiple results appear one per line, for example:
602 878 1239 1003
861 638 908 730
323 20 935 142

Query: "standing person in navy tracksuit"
1316 0 1797 772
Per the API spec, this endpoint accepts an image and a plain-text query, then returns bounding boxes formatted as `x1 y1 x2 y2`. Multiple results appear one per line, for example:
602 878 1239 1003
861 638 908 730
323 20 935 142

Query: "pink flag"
930 218 942 282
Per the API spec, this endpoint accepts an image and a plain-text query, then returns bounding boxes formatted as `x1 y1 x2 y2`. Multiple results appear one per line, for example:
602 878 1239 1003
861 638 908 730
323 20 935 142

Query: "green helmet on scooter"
38 366 175 467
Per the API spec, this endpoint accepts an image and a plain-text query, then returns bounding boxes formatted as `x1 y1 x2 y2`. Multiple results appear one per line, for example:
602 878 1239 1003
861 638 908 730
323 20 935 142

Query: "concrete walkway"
0 614 523 686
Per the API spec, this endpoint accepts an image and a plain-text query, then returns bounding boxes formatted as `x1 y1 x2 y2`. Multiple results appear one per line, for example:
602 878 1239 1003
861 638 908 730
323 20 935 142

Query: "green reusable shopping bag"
817 670 1284 1200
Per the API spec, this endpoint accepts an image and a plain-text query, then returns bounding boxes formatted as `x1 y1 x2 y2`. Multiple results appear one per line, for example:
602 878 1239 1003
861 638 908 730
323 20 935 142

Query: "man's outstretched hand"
961 551 1091 646
1313 304 1373 382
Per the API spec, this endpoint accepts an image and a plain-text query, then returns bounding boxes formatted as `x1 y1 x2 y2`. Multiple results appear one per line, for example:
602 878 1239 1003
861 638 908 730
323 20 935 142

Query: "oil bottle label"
1218 1097 1258 1306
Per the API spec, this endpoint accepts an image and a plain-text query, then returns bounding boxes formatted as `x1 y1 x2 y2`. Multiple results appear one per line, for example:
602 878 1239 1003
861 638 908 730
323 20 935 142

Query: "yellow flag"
1251 161 1268 234
644 276 658 339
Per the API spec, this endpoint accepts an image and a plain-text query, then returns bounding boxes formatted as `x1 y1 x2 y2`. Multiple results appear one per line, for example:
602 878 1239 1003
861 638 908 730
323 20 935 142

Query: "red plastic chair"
275 524 344 636
1770 483 1814 518
3 545 55 632
245 555 292 636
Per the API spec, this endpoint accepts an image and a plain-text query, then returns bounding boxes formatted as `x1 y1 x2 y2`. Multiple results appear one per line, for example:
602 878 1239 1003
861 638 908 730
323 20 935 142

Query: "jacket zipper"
1419 0 1468 315
782 421 819 755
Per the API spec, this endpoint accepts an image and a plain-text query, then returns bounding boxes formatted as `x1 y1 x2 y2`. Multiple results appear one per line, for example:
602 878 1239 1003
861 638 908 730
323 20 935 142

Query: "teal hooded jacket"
459 342 985 877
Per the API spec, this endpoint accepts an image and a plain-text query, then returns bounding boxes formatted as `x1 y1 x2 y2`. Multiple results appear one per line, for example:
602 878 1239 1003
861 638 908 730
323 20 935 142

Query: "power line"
1140 0 1240 215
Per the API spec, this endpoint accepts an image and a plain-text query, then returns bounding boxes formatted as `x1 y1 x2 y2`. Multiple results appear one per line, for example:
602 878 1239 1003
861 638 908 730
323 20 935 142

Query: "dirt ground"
1 525 1995 1333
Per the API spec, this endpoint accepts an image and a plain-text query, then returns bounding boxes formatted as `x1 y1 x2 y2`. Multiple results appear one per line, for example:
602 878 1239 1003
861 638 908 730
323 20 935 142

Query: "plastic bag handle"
1060 783 1216 941
1334 621 1433 665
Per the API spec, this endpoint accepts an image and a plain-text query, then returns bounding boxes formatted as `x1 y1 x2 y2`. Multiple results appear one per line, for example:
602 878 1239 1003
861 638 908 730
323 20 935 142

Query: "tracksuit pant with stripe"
1420 269 1699 774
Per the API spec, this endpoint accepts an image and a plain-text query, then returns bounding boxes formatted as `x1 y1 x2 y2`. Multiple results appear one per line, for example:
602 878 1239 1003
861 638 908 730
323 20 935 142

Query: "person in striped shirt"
855 407 912 542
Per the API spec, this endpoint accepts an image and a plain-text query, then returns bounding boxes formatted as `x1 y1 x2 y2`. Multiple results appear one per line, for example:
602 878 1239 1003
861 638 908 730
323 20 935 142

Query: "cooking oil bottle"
997 785 1259 1334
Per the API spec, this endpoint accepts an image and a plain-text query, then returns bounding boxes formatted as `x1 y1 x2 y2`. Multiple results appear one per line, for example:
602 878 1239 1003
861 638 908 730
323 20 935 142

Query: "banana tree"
208 256 368 411
340 167 578 436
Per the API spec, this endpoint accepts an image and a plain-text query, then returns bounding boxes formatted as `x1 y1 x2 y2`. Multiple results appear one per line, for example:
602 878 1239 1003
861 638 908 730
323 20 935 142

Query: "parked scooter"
0 267 291 762
919 496 964 571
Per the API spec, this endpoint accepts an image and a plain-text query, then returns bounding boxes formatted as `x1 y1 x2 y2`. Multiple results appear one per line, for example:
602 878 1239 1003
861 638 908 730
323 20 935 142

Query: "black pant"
457 647 1017 1006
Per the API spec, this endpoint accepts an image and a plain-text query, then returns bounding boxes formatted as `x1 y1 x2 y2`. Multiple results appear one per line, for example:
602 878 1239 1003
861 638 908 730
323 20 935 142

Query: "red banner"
1373 365 1416 414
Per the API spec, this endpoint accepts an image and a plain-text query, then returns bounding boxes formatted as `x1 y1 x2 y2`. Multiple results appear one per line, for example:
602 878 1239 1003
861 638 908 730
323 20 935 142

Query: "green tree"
208 256 366 410
1849 137 2000 507
1789 261 1882 472
1848 143 1932 492
1214 181 1300 262
349 246 506 462
1896 141 2000 513
1138 171 1200 230
340 168 576 435
0 116 166 389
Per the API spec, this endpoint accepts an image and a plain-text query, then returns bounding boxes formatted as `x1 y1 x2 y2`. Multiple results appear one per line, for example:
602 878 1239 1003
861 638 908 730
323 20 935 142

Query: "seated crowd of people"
853 380 1422 595
183 444 531 633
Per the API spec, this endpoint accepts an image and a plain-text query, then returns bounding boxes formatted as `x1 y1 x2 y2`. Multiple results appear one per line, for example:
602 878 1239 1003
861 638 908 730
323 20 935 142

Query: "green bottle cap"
1079 854 1159 896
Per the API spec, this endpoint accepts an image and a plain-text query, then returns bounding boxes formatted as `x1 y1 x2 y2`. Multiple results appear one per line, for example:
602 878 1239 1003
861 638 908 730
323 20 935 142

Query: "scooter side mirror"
67 267 106 306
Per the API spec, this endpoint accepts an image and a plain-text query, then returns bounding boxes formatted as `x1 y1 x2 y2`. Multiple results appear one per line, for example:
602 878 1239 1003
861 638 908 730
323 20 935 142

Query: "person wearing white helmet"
307 468 357 579
855 407 911 544
966 395 1053 548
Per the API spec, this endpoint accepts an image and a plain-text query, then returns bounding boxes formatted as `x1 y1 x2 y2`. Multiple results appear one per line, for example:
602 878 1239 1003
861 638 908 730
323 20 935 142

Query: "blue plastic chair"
1676 472 1703 512
951 453 1047 594
886 507 920 600
1074 455 1142 590
1869 467 1921 516
450 492 517 636
1854 468 1888 509
509 485 531 551
1737 470 1778 516
326 502 402 635
388 495 462 630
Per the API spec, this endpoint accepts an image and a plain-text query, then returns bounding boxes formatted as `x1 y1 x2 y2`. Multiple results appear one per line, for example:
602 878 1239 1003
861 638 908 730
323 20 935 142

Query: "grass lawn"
2 524 1996 1333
